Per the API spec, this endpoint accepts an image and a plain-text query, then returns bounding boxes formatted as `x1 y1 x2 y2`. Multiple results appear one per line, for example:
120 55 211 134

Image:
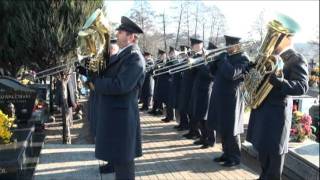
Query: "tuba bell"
241 14 298 109
77 8 111 76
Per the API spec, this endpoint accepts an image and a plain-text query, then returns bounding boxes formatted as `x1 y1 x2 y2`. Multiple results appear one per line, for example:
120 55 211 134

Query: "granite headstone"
0 76 37 122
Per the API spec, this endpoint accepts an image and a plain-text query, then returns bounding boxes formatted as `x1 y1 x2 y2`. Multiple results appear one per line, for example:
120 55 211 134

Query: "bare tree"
250 9 267 43
174 3 183 49
129 1 156 50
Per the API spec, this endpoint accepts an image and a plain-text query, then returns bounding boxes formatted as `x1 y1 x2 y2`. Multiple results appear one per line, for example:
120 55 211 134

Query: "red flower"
290 128 298 135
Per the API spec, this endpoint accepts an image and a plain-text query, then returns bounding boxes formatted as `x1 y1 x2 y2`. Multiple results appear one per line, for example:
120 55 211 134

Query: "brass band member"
246 16 309 180
174 45 191 130
148 49 166 115
92 16 145 179
182 37 204 139
207 35 250 167
192 42 217 149
162 46 179 123
140 51 154 111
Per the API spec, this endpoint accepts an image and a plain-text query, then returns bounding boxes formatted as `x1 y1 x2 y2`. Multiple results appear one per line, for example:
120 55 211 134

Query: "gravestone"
0 76 37 122
28 84 49 101
0 125 35 180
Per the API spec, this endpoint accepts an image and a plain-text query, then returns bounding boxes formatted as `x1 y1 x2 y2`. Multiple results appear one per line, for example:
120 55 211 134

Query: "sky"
104 0 319 43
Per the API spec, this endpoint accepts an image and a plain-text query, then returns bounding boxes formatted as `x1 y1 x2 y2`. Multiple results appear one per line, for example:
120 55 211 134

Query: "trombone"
167 41 254 75
152 50 197 76
35 58 80 80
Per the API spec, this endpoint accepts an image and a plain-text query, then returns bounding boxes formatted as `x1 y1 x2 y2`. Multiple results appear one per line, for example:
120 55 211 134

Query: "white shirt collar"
117 43 133 55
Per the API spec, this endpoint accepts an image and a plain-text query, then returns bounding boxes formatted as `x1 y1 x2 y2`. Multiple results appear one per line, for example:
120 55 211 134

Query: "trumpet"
167 41 254 75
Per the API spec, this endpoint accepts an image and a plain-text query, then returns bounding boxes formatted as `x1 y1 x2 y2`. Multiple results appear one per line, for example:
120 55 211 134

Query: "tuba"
77 8 111 76
241 15 297 109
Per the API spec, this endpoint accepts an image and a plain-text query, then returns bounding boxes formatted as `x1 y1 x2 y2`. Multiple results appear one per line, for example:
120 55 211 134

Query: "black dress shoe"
177 126 189 131
99 163 115 174
193 139 205 145
222 160 240 167
183 133 200 139
173 125 181 129
140 107 148 111
161 118 169 121
200 143 214 149
154 110 163 115
147 110 156 115
213 155 228 162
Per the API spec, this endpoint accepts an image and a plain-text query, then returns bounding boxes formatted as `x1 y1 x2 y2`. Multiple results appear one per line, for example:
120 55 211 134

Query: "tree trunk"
61 79 71 144
187 8 190 46
215 25 220 44
162 12 167 54
140 2 145 50
202 23 205 42
194 4 198 37
175 4 183 49
210 16 216 41
49 75 53 114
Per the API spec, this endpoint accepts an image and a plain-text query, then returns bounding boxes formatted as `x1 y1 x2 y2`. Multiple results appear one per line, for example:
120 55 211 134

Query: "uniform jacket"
190 64 214 120
207 52 250 136
246 49 309 154
94 44 145 163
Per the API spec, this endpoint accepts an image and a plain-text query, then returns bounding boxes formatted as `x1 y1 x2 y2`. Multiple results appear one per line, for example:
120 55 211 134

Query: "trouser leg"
179 111 189 127
258 151 285 180
114 160 135 180
221 133 241 162
165 104 175 120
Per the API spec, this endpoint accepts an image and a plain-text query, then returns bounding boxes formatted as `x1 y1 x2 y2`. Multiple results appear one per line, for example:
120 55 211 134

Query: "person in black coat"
246 16 309 180
162 46 180 123
148 49 166 115
173 45 191 131
91 16 145 180
181 37 203 139
140 51 154 111
207 35 250 167
191 42 217 149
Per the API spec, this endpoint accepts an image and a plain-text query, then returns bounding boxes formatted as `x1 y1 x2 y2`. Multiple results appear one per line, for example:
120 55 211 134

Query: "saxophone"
77 8 111 76
241 18 292 109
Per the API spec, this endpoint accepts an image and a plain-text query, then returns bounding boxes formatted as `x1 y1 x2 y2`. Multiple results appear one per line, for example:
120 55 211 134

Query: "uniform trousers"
258 152 285 180
221 133 241 163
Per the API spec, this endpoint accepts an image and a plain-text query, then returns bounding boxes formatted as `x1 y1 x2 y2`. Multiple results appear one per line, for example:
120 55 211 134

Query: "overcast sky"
104 0 319 43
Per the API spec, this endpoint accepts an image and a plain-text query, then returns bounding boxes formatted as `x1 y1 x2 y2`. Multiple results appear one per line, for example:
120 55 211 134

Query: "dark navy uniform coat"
94 44 145 163
167 59 182 109
178 69 197 114
190 64 214 120
246 49 309 154
207 52 250 136
168 73 182 109
156 72 170 104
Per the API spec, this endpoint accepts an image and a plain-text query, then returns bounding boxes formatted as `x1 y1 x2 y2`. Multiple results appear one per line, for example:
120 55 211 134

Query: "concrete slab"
34 144 100 180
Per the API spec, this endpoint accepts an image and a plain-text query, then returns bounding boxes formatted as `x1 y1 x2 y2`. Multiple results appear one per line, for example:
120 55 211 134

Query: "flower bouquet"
290 111 313 142
0 110 15 144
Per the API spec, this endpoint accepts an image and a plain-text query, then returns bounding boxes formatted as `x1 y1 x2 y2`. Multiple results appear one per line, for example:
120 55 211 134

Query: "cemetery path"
35 101 259 180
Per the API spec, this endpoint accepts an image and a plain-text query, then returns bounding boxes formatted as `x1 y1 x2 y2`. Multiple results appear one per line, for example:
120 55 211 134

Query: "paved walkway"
34 111 259 180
